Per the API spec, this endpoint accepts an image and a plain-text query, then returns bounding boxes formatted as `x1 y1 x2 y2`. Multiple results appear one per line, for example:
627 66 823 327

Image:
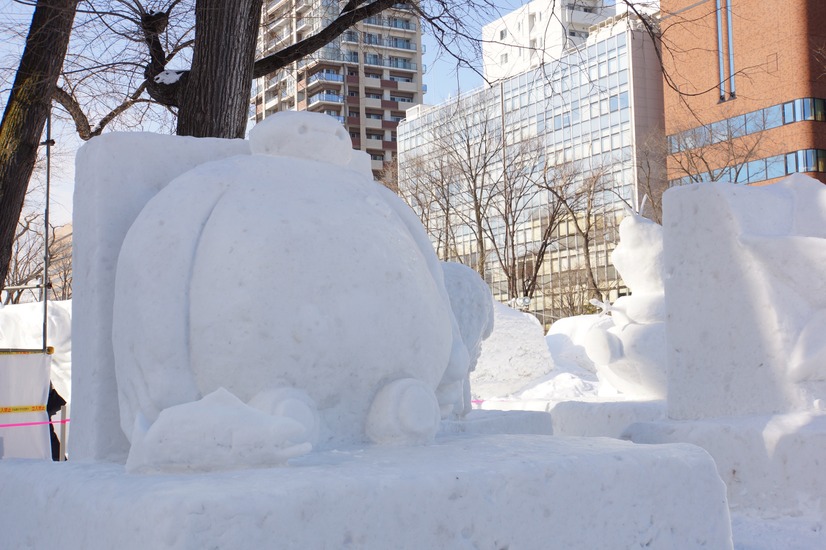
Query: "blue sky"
419 1 524 104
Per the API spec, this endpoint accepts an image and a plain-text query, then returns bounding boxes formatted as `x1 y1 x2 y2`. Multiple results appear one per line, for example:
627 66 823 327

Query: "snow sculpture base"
549 399 666 437
0 435 731 549
625 413 826 519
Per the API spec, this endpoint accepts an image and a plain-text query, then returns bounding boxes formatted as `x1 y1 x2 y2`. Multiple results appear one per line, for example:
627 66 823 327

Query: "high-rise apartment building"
398 12 664 325
254 0 424 177
661 0 826 186
481 0 613 82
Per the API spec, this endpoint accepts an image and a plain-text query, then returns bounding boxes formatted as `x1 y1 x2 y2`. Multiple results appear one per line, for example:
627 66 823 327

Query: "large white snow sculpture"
583 212 667 398
113 112 469 470
664 174 826 418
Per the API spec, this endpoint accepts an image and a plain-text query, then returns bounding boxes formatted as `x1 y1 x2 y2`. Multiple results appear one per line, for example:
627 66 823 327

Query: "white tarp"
0 352 51 459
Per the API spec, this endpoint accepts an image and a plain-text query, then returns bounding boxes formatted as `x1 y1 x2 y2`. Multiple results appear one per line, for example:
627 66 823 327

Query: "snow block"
440 409 554 435
662 178 826 419
625 412 826 519
549 399 666 437
72 133 250 461
0 435 731 549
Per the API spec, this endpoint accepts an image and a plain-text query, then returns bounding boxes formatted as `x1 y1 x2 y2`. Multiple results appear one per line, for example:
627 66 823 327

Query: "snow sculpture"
664 174 826 418
582 212 667 398
113 112 470 471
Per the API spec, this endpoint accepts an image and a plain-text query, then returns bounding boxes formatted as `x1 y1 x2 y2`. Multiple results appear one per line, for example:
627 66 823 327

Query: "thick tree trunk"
177 0 264 138
0 0 79 292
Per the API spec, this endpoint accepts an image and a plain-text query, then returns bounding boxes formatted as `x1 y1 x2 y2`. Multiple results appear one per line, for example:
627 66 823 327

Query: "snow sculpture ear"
249 111 352 166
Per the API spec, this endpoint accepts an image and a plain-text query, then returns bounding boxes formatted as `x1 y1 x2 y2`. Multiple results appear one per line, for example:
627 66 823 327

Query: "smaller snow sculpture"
113 112 472 472
582 212 667 399
440 262 495 416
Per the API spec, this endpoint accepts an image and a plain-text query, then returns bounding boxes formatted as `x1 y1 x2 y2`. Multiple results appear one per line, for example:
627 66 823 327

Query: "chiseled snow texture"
471 301 554 400
664 174 826 419
582 213 667 398
0 435 733 550
0 300 71 402
113 112 463 462
73 132 250 460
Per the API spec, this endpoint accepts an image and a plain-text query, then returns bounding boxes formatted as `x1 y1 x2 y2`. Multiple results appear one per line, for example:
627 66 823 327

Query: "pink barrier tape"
0 418 70 429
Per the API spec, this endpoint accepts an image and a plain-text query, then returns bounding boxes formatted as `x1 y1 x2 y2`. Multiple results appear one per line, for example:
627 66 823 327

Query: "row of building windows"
669 149 826 187
668 98 826 154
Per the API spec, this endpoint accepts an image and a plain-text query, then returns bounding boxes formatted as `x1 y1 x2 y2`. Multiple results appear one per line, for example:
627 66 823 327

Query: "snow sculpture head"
113 112 469 471
248 110 352 166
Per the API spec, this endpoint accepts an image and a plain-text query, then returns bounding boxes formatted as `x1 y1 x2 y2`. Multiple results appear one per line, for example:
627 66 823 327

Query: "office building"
254 0 424 176
398 12 664 325
481 0 613 82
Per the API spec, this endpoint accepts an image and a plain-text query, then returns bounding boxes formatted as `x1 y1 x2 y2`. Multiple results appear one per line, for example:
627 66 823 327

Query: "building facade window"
669 98 826 154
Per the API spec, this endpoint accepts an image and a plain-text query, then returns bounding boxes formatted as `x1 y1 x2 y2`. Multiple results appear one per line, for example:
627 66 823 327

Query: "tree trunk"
177 0 264 138
0 0 79 293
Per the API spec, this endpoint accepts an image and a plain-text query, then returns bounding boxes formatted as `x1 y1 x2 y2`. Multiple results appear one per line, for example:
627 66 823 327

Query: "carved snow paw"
366 378 441 445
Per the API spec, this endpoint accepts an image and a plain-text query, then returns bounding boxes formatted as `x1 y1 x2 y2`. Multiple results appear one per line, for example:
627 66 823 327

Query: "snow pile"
99 112 479 471
125 388 313 473
470 301 555 401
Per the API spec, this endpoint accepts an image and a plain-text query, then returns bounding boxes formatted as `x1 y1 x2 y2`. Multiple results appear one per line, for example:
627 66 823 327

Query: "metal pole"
59 405 67 461
41 109 52 352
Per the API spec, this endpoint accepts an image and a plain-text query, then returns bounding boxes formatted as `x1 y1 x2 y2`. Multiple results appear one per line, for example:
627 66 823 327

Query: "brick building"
661 0 826 186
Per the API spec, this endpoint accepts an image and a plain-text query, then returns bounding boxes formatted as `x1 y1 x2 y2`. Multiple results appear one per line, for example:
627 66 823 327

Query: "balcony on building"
563 2 604 28
385 38 415 51
308 92 344 106
265 0 291 19
362 15 417 33
306 70 344 89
